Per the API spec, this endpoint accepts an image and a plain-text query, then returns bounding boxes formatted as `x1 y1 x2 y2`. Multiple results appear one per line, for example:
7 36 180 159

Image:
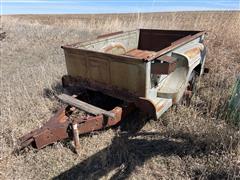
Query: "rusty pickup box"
19 29 207 151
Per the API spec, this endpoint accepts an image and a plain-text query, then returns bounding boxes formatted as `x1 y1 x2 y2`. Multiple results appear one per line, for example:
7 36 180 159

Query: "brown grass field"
0 11 240 179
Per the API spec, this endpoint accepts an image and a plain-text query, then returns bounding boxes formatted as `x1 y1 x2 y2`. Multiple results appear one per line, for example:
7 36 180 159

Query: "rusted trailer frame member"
19 95 123 150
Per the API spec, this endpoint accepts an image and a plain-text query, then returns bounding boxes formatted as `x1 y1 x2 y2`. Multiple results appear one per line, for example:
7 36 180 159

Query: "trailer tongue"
19 94 123 151
18 29 207 152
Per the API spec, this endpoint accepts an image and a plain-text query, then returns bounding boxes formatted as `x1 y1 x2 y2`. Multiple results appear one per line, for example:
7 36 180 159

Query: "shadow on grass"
42 81 87 100
42 82 64 100
53 131 222 180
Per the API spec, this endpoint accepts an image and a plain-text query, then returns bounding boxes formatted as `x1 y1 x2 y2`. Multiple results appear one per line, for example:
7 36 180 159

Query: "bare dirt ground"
0 11 240 179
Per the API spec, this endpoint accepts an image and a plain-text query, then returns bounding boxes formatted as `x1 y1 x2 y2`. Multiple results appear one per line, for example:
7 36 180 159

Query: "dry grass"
0 11 240 179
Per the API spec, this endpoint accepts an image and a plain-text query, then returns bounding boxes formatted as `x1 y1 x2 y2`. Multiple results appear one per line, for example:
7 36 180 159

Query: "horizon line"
2 9 240 16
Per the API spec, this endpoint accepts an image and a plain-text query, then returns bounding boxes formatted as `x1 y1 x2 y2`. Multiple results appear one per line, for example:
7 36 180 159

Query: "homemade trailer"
19 29 207 152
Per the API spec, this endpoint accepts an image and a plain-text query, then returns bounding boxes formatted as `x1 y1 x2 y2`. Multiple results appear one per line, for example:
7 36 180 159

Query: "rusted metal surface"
135 97 157 120
19 107 69 149
62 75 160 120
62 29 205 61
62 29 205 99
71 30 139 51
62 29 206 115
18 96 123 150
72 120 80 154
77 107 123 133
184 46 203 59
58 94 116 118
145 31 205 61
151 55 177 74
125 49 156 59
102 42 126 55
139 29 195 51
62 49 146 97
18 29 207 152
62 75 140 102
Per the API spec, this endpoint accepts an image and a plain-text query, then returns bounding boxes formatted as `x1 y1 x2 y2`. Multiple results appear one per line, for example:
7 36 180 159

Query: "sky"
1 0 240 15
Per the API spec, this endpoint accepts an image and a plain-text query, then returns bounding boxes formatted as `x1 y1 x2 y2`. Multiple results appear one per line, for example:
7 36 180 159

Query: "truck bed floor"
124 49 156 59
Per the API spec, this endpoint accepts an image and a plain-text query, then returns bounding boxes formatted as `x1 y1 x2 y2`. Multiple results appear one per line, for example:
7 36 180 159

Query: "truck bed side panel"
64 49 146 97
75 30 140 53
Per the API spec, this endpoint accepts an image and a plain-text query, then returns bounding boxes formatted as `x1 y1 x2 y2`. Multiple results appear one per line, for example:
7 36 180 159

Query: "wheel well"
193 64 202 75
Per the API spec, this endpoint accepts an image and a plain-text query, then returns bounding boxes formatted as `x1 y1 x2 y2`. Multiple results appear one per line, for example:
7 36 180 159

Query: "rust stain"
156 104 164 112
18 29 207 152
18 96 124 150
125 49 156 59
102 43 126 55
184 47 201 59
154 100 164 112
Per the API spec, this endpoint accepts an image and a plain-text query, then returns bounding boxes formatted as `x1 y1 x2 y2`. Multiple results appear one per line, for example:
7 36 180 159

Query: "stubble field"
0 11 240 179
